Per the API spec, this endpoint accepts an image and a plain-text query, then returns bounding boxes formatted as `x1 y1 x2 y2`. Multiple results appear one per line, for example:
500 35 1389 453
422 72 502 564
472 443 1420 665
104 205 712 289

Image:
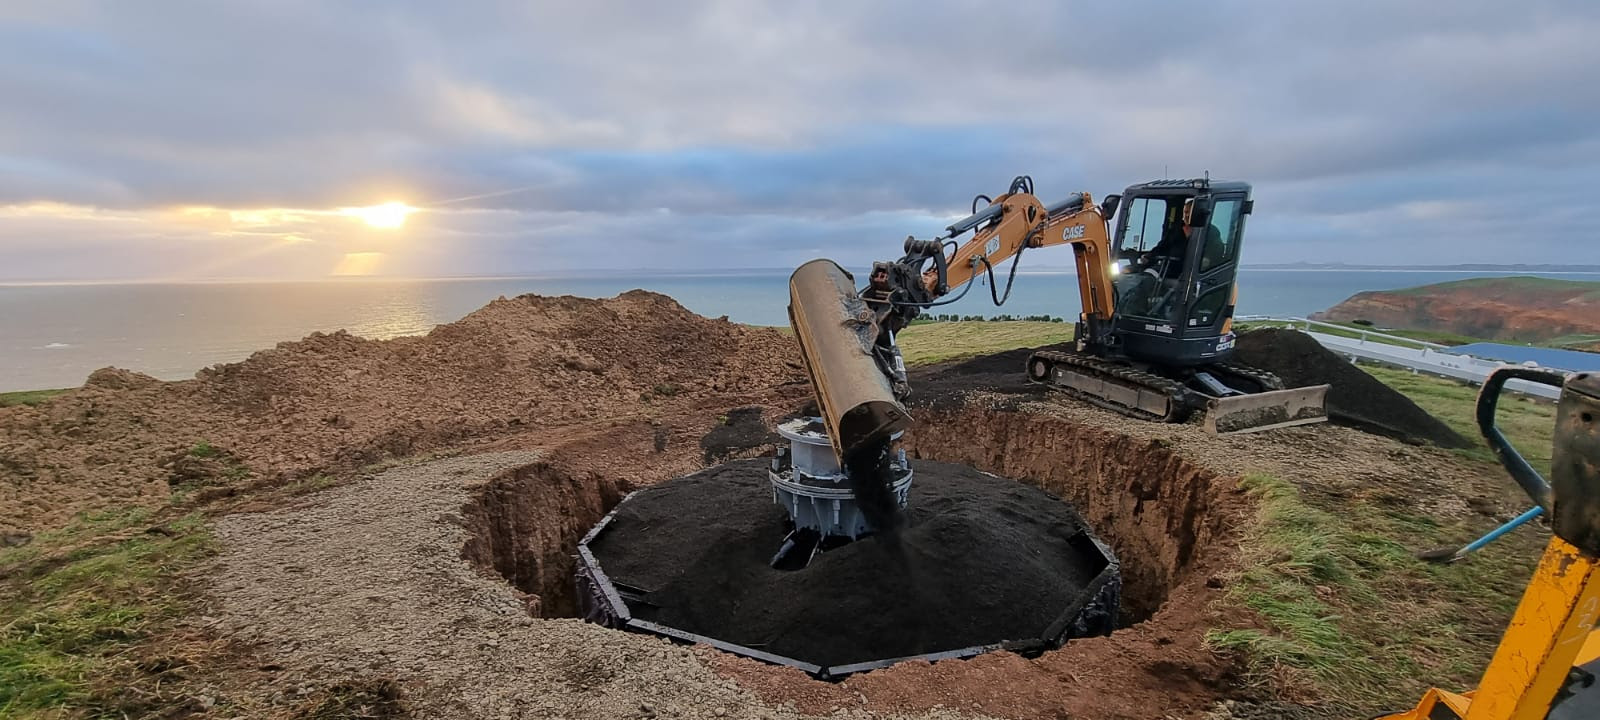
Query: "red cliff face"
1312 277 1600 342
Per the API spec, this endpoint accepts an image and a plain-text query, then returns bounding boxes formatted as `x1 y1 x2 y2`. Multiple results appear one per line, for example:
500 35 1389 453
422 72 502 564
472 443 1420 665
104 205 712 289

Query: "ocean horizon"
3 268 1598 393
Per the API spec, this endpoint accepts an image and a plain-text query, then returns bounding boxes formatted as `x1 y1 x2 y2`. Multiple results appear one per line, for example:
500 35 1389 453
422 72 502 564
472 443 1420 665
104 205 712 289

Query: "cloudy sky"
1 1 1596 282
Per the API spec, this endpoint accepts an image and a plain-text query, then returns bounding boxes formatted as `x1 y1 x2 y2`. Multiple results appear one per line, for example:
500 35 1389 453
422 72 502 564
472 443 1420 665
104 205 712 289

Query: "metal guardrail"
1237 315 1562 400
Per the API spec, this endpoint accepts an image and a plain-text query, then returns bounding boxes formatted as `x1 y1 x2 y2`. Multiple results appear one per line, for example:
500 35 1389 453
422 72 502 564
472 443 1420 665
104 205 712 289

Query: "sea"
3 269 1598 393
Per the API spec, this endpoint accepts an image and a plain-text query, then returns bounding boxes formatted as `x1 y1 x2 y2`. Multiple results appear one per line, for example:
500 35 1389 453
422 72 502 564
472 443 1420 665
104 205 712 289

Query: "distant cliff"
1313 276 1600 344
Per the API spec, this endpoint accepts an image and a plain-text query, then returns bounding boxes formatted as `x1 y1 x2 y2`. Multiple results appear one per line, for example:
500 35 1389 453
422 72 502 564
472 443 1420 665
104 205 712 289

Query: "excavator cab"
1109 179 1252 368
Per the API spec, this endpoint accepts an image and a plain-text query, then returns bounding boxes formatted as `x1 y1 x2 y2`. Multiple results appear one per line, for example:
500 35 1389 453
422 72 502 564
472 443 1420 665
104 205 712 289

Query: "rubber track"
1213 362 1285 391
1027 350 1190 423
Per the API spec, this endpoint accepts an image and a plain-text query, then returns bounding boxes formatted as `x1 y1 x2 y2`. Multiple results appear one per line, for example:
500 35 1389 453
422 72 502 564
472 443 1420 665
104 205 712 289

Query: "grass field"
0 389 69 408
896 320 1073 365
1549 333 1600 352
1359 363 1557 476
1208 472 1533 713
0 509 214 716
1391 275 1600 299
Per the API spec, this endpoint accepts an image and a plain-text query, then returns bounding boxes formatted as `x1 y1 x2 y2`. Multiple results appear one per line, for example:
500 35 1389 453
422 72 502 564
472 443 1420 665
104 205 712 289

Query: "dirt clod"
699 407 780 463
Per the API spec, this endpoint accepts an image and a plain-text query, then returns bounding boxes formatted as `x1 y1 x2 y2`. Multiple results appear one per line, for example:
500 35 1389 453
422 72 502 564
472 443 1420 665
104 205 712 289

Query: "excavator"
791 175 1327 452
786 179 1600 717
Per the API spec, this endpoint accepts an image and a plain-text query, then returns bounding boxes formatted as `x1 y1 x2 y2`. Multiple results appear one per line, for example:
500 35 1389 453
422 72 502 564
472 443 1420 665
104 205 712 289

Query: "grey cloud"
1 0 1598 279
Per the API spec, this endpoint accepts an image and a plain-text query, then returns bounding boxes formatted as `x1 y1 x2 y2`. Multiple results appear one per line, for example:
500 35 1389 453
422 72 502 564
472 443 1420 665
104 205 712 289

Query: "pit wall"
460 461 626 617
902 406 1236 622
459 405 1237 625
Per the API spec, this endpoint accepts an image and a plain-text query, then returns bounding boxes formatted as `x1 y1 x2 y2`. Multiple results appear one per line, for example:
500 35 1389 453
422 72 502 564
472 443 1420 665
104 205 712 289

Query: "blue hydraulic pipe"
1459 506 1545 557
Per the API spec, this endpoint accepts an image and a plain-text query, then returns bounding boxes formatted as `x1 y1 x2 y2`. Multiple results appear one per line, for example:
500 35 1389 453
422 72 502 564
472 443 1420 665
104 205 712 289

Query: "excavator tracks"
1026 350 1191 423
1025 351 1330 434
1212 362 1285 392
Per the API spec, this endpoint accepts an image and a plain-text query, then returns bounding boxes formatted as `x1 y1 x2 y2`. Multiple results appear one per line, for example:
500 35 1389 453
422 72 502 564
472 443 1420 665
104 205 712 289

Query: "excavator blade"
1202 384 1331 435
787 259 912 459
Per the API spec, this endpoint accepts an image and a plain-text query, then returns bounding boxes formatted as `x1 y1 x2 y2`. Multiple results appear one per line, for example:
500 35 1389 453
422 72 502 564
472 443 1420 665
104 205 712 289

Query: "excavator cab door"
1109 179 1252 368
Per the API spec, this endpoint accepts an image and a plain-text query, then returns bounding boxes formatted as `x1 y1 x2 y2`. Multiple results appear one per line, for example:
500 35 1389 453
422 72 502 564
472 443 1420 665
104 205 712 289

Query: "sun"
342 201 416 229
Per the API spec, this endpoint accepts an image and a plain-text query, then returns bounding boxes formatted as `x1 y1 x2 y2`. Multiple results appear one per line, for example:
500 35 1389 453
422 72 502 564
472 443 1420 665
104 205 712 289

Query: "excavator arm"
862 177 1121 345
789 176 1114 457
925 191 1118 324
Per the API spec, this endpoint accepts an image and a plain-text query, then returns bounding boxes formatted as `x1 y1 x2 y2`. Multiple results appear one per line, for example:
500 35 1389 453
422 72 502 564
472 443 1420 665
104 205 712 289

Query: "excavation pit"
576 458 1120 678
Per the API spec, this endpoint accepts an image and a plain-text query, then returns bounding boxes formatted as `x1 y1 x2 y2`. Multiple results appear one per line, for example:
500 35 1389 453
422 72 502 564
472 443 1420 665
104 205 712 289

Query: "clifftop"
1313 276 1600 347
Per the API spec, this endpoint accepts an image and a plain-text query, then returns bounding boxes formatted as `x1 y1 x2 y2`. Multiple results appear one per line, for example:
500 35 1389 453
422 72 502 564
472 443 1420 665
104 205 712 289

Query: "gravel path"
211 451 982 720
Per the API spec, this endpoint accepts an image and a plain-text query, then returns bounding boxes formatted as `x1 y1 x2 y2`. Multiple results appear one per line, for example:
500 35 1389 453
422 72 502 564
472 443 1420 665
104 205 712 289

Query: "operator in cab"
1116 199 1217 319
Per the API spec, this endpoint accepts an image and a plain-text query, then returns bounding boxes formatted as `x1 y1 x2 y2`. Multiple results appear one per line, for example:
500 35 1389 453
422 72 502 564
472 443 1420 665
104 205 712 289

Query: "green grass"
1207 474 1536 714
896 320 1073 366
0 389 69 408
1391 275 1600 299
1547 333 1600 351
283 473 340 495
0 508 214 716
1357 364 1556 476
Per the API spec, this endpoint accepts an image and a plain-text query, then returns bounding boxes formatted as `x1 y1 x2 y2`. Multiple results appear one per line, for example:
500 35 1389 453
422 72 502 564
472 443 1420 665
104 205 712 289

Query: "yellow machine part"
1379 370 1600 719
787 259 912 459
1376 537 1600 720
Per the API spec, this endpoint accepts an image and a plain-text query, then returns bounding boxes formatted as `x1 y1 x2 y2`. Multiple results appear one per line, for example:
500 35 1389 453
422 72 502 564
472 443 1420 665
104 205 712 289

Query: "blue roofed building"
1446 343 1600 372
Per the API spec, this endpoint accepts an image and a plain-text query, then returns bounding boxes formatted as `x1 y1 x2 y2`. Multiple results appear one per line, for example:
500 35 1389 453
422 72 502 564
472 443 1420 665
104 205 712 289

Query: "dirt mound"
0 291 806 534
1234 329 1471 448
585 458 1110 669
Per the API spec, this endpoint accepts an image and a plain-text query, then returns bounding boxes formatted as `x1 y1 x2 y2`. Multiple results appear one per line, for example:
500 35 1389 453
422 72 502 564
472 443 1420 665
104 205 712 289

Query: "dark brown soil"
697 406 779 463
904 347 1050 410
1233 328 1472 448
585 458 1108 669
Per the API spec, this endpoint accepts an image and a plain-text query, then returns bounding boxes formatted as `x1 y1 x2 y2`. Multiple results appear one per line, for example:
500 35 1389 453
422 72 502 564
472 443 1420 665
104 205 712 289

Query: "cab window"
1198 198 1242 273
1118 197 1169 252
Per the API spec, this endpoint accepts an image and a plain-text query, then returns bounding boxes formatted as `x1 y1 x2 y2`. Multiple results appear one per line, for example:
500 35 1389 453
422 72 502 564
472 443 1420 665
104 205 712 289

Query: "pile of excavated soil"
901 336 1472 449
586 458 1108 669
1233 329 1472 448
0 291 807 535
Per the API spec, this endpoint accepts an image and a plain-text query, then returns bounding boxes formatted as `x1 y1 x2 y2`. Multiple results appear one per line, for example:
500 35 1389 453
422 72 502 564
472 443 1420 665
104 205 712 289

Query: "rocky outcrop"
1313 276 1600 343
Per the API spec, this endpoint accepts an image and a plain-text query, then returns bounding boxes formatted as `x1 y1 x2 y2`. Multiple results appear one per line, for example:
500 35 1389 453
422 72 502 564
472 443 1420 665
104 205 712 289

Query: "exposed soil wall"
460 460 627 617
902 406 1234 622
